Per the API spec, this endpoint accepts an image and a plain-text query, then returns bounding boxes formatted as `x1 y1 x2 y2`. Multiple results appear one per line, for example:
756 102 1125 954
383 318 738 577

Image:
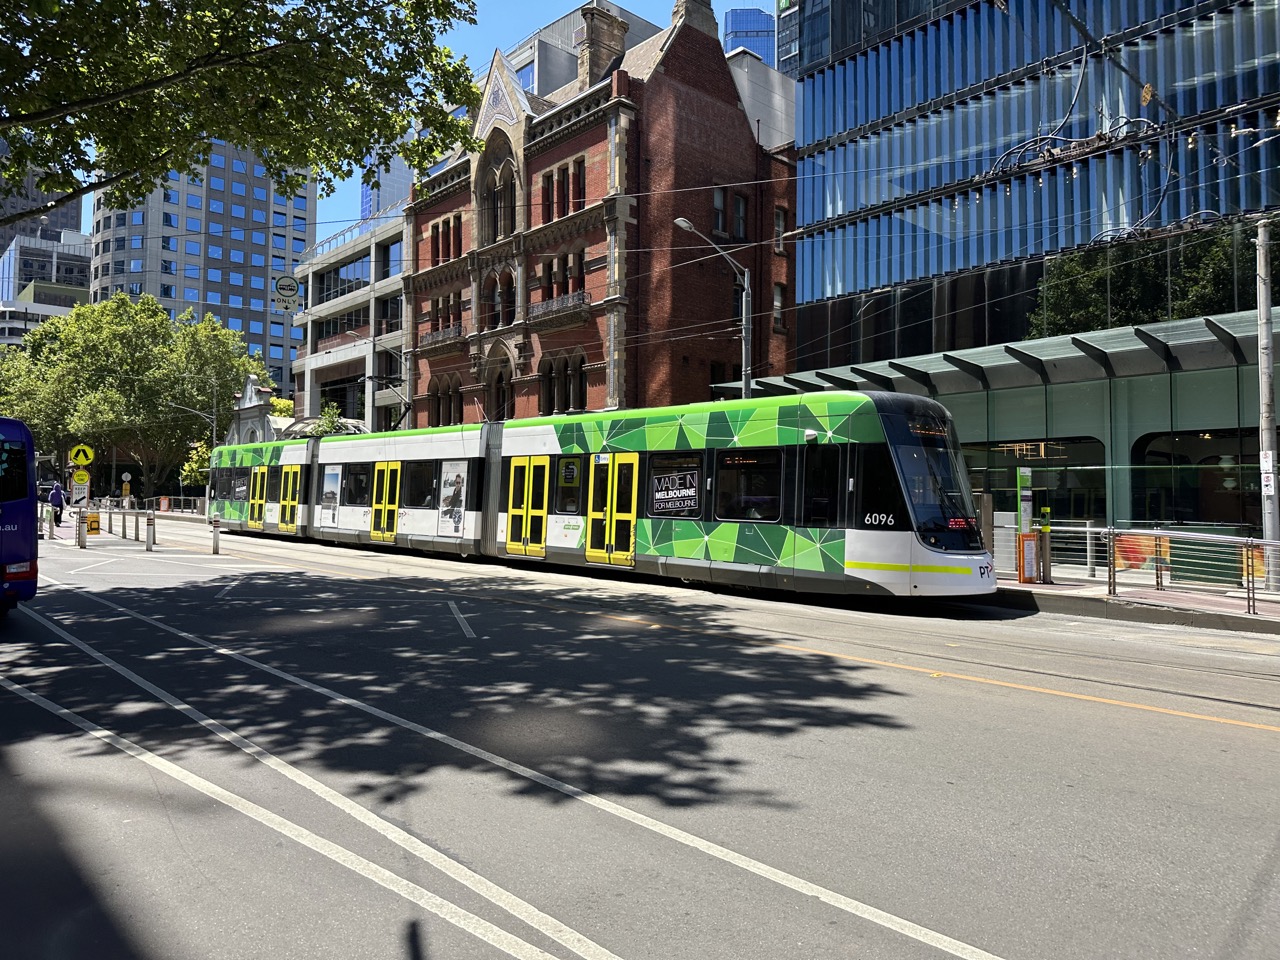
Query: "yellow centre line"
586 612 1280 734
124 533 1280 734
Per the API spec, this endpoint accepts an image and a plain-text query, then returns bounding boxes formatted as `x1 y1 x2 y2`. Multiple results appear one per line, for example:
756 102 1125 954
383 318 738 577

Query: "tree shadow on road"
4 566 931 813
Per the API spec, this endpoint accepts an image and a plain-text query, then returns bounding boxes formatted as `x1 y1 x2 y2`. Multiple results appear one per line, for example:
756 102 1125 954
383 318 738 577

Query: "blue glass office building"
724 8 778 67
792 1 1280 368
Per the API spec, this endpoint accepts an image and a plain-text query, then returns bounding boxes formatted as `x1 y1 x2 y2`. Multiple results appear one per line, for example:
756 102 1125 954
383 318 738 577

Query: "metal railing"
991 520 1280 617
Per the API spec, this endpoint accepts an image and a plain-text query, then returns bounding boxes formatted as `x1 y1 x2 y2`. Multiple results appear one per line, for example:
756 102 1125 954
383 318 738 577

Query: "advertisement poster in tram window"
438 461 468 537
649 455 701 518
319 465 341 527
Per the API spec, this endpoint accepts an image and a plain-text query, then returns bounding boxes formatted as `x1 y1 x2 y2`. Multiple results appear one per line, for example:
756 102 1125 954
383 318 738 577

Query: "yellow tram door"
506 456 550 557
278 465 301 534
370 461 401 542
585 452 638 567
247 466 267 529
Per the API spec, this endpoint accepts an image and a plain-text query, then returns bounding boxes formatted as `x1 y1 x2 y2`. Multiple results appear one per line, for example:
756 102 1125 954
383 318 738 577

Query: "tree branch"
0 40 305 131
0 150 177 230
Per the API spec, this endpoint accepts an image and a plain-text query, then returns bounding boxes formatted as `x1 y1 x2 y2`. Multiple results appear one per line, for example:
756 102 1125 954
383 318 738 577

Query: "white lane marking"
215 577 241 599
18 606 626 960
0 674 563 960
66 590 1010 960
449 600 476 638
68 559 118 574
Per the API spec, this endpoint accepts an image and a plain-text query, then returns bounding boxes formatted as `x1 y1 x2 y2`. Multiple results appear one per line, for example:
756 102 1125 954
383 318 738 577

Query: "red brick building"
407 0 794 426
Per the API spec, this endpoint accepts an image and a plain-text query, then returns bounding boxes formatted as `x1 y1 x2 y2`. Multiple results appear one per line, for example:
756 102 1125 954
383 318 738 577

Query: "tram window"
554 456 583 514
854 443 909 529
343 463 371 505
714 449 782 521
266 465 282 501
647 454 702 518
232 467 250 501
402 461 438 508
802 445 841 527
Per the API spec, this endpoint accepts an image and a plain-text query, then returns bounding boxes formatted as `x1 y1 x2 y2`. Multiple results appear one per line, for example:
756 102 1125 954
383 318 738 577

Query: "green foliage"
1028 224 1264 339
270 397 296 418
0 0 480 227
308 402 346 437
0 294 270 497
180 439 211 489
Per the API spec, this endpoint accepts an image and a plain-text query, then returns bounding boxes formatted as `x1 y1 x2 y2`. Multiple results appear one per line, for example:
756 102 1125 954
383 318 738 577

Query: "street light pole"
674 217 752 399
1257 218 1277 589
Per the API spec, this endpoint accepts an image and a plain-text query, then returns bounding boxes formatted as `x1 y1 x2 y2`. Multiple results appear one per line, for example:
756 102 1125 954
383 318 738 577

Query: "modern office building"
0 142 83 256
723 7 777 67
90 143 317 387
0 227 90 348
774 0 1280 529
407 0 795 425
776 0 800 78
292 202 410 431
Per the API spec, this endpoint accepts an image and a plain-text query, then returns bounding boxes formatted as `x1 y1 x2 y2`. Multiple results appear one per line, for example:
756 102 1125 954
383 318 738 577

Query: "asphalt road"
2 519 1277 960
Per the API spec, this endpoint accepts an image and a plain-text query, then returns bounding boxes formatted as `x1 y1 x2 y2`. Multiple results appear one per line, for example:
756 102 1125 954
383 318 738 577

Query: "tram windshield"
882 412 982 551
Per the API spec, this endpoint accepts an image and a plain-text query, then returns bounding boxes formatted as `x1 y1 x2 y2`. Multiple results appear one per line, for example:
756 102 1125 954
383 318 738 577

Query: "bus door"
370 461 400 542
585 452 638 566
506 456 550 557
278 465 301 534
247 466 267 529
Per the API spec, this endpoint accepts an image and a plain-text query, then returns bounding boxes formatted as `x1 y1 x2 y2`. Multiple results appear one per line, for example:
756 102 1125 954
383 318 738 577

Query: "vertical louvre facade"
793 0 1280 367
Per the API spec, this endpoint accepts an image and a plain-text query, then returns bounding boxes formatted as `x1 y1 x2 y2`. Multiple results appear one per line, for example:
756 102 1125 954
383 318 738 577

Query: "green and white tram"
210 392 994 597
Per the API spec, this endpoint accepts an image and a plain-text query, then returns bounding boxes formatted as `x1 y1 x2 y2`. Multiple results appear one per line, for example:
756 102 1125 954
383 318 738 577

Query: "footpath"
970 574 1280 639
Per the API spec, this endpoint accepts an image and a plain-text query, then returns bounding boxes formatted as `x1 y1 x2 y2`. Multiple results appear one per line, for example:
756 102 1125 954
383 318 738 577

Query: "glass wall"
946 364 1263 531
796 1 1280 306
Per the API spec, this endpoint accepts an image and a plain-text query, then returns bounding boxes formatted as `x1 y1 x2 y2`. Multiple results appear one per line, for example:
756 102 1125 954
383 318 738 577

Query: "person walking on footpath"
48 480 65 526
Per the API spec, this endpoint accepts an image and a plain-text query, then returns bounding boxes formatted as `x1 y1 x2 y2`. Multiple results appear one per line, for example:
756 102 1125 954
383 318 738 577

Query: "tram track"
139 523 1280 725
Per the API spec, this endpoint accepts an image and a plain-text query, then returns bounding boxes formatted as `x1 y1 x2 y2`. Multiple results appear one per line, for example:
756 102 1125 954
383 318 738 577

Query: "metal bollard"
77 511 87 549
107 509 113 535
1085 519 1096 578
145 511 155 552
212 515 220 555
134 511 140 541
1037 507 1053 585
45 505 55 541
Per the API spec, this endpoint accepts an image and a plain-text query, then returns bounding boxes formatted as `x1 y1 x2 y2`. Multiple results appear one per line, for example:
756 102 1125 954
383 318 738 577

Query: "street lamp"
674 217 752 399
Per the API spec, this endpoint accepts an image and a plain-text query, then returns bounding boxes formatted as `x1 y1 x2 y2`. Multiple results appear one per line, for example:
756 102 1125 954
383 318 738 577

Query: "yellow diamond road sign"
69 444 94 465
72 469 90 485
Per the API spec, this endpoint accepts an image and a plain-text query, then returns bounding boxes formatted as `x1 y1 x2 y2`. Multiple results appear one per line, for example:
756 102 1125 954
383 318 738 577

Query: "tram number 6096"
864 513 896 526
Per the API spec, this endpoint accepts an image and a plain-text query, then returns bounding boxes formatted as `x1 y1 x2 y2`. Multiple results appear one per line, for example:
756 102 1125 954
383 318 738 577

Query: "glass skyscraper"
791 1 1280 368
724 8 778 67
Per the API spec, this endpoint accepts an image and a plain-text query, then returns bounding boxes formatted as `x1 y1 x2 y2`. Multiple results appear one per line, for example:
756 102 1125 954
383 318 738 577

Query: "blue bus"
0 417 38 616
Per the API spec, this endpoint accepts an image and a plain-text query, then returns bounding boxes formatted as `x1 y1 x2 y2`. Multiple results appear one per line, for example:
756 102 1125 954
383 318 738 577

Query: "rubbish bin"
1168 525 1243 586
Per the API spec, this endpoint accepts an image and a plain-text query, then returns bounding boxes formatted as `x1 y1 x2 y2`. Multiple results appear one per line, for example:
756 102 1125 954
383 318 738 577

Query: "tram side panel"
308 427 487 556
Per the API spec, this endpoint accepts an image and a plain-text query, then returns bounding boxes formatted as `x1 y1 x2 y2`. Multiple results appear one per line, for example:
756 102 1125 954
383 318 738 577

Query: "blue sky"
316 0 751 239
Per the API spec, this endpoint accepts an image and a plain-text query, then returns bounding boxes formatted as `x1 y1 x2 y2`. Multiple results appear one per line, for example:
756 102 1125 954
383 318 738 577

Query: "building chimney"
577 5 629 92
671 0 718 37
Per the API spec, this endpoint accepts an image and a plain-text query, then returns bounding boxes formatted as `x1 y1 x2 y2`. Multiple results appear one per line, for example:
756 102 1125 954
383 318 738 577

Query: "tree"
0 294 269 498
0 0 480 228
270 397 296 418
179 440 211 490
308 402 347 437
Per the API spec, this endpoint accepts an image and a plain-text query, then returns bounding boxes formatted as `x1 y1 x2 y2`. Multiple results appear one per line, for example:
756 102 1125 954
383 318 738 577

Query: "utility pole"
1258 219 1277 589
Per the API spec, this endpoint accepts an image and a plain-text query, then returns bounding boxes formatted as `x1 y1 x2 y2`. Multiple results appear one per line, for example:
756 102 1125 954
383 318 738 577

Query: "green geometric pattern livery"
548 394 885 453
211 443 293 469
638 520 845 572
